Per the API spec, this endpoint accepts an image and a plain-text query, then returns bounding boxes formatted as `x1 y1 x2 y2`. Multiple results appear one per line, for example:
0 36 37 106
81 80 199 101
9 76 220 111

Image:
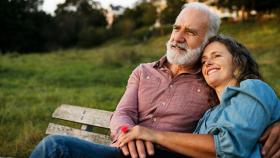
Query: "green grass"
0 20 280 157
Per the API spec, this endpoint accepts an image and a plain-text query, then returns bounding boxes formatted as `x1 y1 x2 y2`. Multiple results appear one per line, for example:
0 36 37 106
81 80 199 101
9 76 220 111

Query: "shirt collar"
153 56 167 68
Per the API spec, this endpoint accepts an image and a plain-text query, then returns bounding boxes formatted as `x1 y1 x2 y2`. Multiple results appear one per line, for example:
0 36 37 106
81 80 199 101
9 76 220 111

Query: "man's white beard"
166 41 203 66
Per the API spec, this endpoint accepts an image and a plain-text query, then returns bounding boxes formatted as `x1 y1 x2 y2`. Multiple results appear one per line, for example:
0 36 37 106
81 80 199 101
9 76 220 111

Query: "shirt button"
146 76 150 79
153 117 157 122
169 84 173 88
162 102 166 106
197 89 201 93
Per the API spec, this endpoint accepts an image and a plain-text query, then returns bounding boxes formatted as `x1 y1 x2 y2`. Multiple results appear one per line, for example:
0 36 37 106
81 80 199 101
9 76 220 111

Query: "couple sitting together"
30 2 280 158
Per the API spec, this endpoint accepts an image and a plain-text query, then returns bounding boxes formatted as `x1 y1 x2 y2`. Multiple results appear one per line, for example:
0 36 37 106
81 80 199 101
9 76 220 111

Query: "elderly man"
109 2 218 158
30 2 280 158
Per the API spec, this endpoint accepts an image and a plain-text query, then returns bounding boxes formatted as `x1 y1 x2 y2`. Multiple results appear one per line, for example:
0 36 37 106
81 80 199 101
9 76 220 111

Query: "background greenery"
0 20 279 157
1 0 279 53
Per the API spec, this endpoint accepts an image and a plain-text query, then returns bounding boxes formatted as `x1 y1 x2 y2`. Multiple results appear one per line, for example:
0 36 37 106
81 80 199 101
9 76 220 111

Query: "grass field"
0 20 280 157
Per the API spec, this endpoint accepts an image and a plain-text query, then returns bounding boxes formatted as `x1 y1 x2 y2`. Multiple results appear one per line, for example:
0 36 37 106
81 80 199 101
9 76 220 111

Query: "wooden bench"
46 104 113 145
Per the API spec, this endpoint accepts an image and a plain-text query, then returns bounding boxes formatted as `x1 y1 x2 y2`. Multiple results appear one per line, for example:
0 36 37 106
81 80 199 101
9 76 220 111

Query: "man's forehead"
179 8 208 17
175 8 209 29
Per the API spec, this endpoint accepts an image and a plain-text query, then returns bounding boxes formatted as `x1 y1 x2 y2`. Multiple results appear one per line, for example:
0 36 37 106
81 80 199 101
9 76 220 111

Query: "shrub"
101 49 142 67
78 27 108 48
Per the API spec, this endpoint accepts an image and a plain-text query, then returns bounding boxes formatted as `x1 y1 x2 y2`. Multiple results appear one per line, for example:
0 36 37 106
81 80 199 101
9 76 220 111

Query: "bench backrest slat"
52 104 113 129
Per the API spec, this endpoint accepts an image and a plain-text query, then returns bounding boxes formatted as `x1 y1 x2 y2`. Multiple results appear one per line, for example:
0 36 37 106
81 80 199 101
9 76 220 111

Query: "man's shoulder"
139 61 157 68
133 61 158 71
130 61 158 77
136 56 166 70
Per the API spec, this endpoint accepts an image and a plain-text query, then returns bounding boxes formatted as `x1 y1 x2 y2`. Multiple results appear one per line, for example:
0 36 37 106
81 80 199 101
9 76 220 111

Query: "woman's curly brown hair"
203 34 262 106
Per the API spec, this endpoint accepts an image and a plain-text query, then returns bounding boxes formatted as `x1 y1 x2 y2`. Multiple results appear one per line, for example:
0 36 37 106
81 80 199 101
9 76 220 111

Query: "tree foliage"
53 0 107 48
216 0 280 13
1 0 279 53
0 0 52 53
160 0 186 24
215 0 280 20
0 0 108 53
112 1 157 38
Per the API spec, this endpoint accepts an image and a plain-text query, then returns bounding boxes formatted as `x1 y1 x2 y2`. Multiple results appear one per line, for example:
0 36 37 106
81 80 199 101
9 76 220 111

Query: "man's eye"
185 30 198 36
214 54 221 58
173 26 179 30
187 31 195 36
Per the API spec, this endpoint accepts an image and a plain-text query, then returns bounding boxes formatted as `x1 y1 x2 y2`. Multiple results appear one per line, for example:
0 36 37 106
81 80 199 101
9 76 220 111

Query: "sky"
42 0 138 14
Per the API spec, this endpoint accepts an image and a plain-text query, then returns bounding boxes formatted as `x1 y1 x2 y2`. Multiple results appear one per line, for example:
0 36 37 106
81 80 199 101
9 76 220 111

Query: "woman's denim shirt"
194 79 280 158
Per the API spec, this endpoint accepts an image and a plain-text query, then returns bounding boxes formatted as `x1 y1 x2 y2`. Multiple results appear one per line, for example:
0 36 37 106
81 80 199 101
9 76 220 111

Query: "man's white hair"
182 2 221 40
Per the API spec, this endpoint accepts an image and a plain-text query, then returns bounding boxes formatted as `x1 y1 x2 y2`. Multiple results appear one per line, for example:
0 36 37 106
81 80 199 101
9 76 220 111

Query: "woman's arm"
118 125 216 158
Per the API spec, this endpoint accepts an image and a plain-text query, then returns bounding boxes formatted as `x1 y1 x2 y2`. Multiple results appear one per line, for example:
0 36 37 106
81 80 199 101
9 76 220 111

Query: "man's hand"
260 121 280 158
120 140 154 158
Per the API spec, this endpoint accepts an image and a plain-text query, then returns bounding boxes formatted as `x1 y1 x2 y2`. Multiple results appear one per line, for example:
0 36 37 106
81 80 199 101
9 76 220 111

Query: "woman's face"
201 41 237 89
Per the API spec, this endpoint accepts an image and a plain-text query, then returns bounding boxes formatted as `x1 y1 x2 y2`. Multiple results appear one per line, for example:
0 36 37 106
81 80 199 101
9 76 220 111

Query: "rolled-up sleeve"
109 66 141 141
208 91 272 158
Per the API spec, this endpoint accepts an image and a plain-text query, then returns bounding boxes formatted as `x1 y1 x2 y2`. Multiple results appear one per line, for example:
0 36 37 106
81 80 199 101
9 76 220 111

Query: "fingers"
128 141 138 158
271 149 280 158
264 128 280 158
262 122 280 157
120 140 151 158
118 132 131 156
260 127 271 142
117 126 154 158
118 133 131 147
145 141 155 156
265 142 280 158
121 145 130 156
262 130 277 156
136 140 146 158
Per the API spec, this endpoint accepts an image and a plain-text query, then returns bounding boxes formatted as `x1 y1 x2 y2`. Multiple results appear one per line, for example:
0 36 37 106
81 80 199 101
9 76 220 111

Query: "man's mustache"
170 42 187 51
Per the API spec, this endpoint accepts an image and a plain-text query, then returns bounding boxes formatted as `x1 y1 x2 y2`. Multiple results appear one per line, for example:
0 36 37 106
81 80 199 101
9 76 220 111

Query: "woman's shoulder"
239 79 275 96
226 79 278 106
240 79 270 89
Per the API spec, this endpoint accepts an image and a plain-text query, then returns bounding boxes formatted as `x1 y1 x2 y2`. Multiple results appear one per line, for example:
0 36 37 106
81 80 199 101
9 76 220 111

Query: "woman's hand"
117 125 157 147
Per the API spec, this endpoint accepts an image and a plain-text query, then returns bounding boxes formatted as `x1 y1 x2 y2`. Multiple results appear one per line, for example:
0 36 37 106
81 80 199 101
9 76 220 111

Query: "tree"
0 0 52 53
52 0 107 48
160 0 185 24
215 0 280 20
112 1 157 37
55 0 107 28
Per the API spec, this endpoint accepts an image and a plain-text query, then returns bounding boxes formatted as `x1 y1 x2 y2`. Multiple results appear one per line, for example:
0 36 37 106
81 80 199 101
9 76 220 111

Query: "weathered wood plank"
52 104 113 128
46 123 112 145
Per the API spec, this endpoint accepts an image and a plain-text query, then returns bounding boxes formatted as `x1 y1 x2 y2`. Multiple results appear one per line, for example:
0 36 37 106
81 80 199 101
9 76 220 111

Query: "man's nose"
174 31 186 43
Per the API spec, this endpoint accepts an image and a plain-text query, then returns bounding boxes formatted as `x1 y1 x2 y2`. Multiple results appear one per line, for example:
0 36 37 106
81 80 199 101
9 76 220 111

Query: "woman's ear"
233 67 241 80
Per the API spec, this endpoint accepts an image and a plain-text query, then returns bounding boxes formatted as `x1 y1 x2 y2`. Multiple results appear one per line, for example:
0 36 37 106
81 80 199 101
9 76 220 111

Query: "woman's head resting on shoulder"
201 34 262 91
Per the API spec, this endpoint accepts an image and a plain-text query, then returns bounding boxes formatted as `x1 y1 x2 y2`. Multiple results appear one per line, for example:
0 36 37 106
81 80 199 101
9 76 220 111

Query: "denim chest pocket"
138 75 160 107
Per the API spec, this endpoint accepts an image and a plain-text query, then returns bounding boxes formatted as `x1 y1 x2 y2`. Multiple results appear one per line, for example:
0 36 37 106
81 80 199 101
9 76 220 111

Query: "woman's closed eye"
214 54 221 58
201 60 206 65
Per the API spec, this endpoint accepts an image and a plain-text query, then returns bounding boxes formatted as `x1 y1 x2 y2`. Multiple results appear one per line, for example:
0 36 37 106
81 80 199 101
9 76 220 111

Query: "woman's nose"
205 59 213 66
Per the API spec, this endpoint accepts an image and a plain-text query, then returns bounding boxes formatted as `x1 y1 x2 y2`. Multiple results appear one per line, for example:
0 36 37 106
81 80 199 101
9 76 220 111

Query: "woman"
117 35 280 158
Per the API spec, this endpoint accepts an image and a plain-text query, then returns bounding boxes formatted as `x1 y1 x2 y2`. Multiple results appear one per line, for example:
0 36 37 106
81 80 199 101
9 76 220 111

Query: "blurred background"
0 0 279 157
